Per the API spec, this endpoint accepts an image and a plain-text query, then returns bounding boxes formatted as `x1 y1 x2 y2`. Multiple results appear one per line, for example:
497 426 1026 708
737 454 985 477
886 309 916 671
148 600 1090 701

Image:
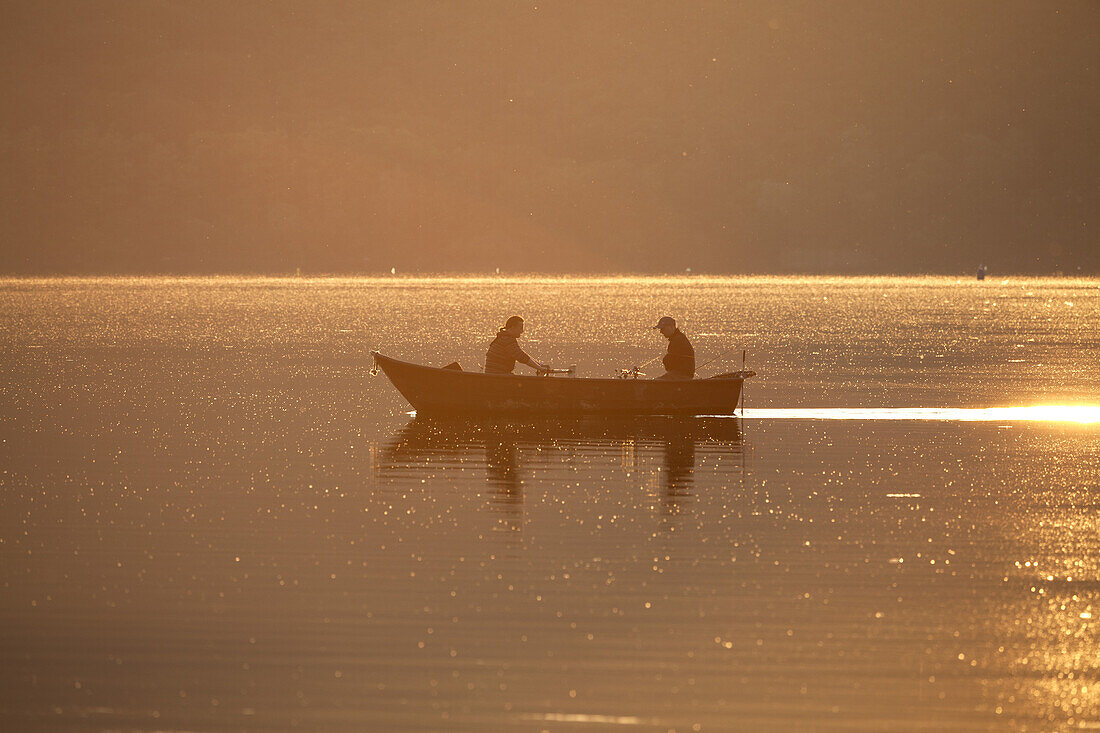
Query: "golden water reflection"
2 276 1098 731
382 415 745 532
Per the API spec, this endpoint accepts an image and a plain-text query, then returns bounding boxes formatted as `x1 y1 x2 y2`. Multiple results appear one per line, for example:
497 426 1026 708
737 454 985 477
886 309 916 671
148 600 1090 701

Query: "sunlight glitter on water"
2 275 1098 732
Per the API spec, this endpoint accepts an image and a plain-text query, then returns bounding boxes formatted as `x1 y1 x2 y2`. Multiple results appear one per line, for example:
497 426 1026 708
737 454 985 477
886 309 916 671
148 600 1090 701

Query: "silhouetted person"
976 264 987 280
653 316 695 379
485 316 547 374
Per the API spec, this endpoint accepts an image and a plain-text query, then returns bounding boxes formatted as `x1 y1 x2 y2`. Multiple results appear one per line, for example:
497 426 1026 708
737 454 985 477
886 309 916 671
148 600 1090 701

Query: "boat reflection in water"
381 415 745 537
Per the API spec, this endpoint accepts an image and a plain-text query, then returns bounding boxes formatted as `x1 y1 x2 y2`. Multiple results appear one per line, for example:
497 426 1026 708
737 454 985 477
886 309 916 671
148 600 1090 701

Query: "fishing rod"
616 352 664 378
739 349 746 415
696 344 746 373
617 352 663 379
619 341 749 379
699 346 753 416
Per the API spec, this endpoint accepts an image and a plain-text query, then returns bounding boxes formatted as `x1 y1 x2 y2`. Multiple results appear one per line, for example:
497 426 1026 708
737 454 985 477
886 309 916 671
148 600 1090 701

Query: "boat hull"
372 352 747 415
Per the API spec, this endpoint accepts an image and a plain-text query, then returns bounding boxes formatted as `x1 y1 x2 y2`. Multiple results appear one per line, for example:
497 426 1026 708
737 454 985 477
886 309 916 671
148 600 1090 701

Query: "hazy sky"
1 1 1097 274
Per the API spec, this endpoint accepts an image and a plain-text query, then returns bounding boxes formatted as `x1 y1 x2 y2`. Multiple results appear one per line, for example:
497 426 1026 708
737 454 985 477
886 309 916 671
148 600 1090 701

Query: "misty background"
1 0 1097 275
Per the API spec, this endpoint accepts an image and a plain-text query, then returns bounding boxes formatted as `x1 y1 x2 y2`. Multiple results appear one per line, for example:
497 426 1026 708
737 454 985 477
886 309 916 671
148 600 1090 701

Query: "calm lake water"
1 275 1098 732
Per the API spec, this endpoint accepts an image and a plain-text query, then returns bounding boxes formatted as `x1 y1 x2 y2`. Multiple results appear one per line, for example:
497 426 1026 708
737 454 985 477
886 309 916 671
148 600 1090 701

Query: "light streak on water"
521 712 646 725
733 406 1100 423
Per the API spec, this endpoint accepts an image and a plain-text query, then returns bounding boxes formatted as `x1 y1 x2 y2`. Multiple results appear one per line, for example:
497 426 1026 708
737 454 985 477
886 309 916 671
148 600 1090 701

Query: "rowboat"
371 351 754 415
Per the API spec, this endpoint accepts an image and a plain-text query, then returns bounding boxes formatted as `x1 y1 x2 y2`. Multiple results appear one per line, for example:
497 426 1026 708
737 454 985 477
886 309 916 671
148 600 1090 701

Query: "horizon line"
1 271 1097 283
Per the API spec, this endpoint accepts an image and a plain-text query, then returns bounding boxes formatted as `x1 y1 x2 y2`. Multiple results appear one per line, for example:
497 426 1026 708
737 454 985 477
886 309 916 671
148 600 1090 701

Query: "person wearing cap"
653 316 695 379
485 315 548 374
